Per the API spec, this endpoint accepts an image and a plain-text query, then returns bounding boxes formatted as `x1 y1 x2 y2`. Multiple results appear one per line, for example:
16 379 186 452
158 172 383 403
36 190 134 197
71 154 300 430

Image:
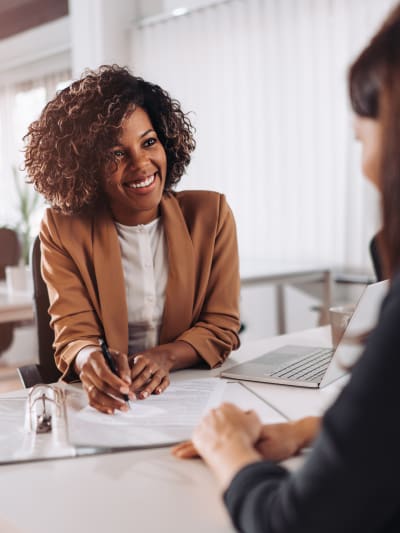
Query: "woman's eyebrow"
139 128 155 138
113 129 156 146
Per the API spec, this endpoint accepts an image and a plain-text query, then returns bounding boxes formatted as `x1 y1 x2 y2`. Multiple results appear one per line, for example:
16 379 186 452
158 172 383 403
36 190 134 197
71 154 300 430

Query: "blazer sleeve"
224 277 400 532
40 210 102 379
176 195 241 367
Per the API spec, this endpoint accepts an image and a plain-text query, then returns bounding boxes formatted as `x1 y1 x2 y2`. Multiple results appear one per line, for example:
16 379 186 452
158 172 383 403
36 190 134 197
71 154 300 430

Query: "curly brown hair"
24 65 196 214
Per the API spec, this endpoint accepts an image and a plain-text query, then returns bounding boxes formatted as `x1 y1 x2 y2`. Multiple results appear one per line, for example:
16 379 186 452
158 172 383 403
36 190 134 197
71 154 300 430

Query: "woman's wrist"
291 416 321 452
74 345 99 375
147 341 201 371
204 439 262 490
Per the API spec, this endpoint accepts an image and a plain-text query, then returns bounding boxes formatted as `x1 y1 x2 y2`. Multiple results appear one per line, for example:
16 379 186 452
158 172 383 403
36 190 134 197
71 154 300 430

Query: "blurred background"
0 0 396 386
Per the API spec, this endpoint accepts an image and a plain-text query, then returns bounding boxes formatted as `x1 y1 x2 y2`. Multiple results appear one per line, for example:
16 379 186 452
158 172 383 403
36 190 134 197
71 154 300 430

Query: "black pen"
99 338 130 405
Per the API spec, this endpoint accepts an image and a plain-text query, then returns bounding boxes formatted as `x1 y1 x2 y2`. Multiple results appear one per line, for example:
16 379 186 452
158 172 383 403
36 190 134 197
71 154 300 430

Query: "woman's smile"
123 172 158 194
124 173 156 190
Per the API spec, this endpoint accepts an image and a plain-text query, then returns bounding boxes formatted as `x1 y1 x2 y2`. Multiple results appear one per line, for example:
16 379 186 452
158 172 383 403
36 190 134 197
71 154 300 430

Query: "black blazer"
224 275 400 533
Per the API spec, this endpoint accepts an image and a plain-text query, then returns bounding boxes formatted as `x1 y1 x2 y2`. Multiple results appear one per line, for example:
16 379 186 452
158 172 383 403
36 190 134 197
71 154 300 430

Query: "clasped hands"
76 343 175 414
172 403 320 489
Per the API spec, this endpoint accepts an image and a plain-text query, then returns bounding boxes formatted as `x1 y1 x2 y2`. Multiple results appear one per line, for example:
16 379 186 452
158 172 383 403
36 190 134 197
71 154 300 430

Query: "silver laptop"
221 280 389 388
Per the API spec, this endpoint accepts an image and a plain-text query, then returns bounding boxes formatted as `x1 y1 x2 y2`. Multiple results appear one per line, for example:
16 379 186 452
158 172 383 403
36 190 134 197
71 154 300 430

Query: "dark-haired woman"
25 66 240 414
173 5 400 532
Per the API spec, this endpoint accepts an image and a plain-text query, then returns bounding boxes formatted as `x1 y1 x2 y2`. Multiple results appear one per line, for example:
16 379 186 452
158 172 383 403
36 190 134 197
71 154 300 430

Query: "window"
0 70 71 242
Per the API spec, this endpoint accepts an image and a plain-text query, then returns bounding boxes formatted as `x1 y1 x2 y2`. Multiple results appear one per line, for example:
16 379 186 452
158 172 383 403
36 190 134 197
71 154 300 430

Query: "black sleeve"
224 277 400 533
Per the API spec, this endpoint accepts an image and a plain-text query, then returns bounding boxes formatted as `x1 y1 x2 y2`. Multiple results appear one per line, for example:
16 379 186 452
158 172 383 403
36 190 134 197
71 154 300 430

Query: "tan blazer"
40 190 241 378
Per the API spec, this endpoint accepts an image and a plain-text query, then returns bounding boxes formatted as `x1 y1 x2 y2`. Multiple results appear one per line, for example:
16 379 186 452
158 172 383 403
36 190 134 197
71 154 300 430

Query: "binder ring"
27 384 65 433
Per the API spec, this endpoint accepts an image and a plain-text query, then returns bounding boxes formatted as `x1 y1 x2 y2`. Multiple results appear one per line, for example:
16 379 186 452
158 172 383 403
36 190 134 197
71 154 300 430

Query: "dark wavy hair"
24 65 195 214
349 4 400 279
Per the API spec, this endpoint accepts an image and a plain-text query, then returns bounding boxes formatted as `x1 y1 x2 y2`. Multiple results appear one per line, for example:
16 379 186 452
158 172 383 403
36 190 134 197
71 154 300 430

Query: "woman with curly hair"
24 65 240 414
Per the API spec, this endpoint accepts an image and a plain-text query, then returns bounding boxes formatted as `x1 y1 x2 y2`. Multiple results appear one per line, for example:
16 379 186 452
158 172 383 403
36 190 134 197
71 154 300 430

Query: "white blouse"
76 217 168 361
115 217 169 355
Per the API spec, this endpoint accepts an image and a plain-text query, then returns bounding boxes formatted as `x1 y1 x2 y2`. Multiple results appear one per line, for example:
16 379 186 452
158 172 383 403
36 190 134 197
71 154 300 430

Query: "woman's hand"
188 403 263 489
172 416 321 463
254 417 321 461
75 347 134 414
129 341 200 399
128 348 171 399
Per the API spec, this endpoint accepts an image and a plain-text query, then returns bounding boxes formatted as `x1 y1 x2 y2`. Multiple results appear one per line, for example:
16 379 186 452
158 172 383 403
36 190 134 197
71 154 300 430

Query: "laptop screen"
321 280 389 386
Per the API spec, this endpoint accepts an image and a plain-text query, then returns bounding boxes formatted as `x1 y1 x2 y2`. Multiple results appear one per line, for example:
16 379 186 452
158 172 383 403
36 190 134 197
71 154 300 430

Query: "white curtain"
0 69 71 228
130 0 397 271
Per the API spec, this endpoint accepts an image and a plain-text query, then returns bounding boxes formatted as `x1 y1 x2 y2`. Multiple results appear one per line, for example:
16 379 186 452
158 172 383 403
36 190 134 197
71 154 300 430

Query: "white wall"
129 0 394 272
68 0 137 78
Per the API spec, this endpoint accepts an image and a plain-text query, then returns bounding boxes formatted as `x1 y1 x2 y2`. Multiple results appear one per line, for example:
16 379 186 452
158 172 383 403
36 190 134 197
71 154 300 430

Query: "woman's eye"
112 149 126 158
144 138 157 148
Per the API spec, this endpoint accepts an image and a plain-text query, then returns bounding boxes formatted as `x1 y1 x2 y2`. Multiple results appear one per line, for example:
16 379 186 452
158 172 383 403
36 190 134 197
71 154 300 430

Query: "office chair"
18 236 62 387
369 233 384 282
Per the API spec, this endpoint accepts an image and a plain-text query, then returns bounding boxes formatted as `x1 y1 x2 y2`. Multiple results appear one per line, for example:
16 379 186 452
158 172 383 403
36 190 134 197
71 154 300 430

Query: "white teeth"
126 174 155 189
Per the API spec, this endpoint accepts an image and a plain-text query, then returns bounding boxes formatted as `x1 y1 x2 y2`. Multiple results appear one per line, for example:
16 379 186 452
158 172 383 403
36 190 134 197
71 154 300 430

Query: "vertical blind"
131 0 396 271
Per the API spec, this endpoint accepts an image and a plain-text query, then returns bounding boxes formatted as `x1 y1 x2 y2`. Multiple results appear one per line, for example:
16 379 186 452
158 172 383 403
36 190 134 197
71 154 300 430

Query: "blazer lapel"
159 193 195 343
93 209 129 353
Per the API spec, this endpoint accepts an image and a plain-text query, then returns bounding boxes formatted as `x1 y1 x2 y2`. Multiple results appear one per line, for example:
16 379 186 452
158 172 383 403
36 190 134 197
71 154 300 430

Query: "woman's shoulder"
41 207 97 232
166 190 230 218
173 189 226 207
40 207 105 251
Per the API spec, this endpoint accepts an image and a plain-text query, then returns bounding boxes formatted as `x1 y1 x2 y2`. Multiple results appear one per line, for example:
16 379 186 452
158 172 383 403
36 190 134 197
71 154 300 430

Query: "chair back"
0 227 21 279
369 234 384 282
31 236 61 382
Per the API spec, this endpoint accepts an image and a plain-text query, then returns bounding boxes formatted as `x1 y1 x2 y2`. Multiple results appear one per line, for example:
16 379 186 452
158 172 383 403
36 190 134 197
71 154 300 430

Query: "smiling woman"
24 65 241 414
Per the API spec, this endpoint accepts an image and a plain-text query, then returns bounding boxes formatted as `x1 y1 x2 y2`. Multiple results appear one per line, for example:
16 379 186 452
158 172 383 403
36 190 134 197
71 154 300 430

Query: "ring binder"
27 384 66 434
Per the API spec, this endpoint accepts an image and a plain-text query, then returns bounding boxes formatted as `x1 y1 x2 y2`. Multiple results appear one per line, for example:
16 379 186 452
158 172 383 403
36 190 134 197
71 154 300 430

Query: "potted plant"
12 166 40 266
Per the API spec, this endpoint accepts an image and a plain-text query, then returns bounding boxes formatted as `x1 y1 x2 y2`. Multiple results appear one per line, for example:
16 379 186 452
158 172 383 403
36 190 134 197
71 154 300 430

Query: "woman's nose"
128 148 148 170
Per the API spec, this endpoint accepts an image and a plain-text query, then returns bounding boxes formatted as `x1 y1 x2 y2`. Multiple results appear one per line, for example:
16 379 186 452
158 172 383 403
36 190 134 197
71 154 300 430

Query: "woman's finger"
137 369 164 399
171 440 199 459
87 350 132 393
83 382 129 414
154 375 170 395
131 365 163 392
137 370 170 398
81 360 131 401
129 354 147 380
111 350 132 385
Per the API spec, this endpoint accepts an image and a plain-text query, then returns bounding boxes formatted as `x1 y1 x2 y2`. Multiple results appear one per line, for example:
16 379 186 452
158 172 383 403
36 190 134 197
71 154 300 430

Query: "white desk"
0 327 346 533
240 260 332 334
0 283 34 324
223 325 347 419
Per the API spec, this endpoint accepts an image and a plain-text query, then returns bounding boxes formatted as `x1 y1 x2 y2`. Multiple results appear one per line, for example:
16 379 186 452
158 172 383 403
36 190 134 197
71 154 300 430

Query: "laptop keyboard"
270 347 334 383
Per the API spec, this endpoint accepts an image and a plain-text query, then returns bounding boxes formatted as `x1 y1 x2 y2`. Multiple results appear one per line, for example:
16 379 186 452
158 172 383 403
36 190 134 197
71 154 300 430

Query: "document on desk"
66 378 226 449
0 379 287 465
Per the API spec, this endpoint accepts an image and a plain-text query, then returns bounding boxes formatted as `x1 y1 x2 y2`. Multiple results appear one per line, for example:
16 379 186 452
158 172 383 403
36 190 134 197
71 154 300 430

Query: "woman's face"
353 115 382 190
103 106 167 225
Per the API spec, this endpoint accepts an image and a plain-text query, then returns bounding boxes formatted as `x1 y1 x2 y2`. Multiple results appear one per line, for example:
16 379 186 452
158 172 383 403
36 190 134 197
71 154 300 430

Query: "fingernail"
120 386 129 394
141 391 149 399
156 387 162 394
121 405 129 412
124 375 131 384
128 392 136 401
